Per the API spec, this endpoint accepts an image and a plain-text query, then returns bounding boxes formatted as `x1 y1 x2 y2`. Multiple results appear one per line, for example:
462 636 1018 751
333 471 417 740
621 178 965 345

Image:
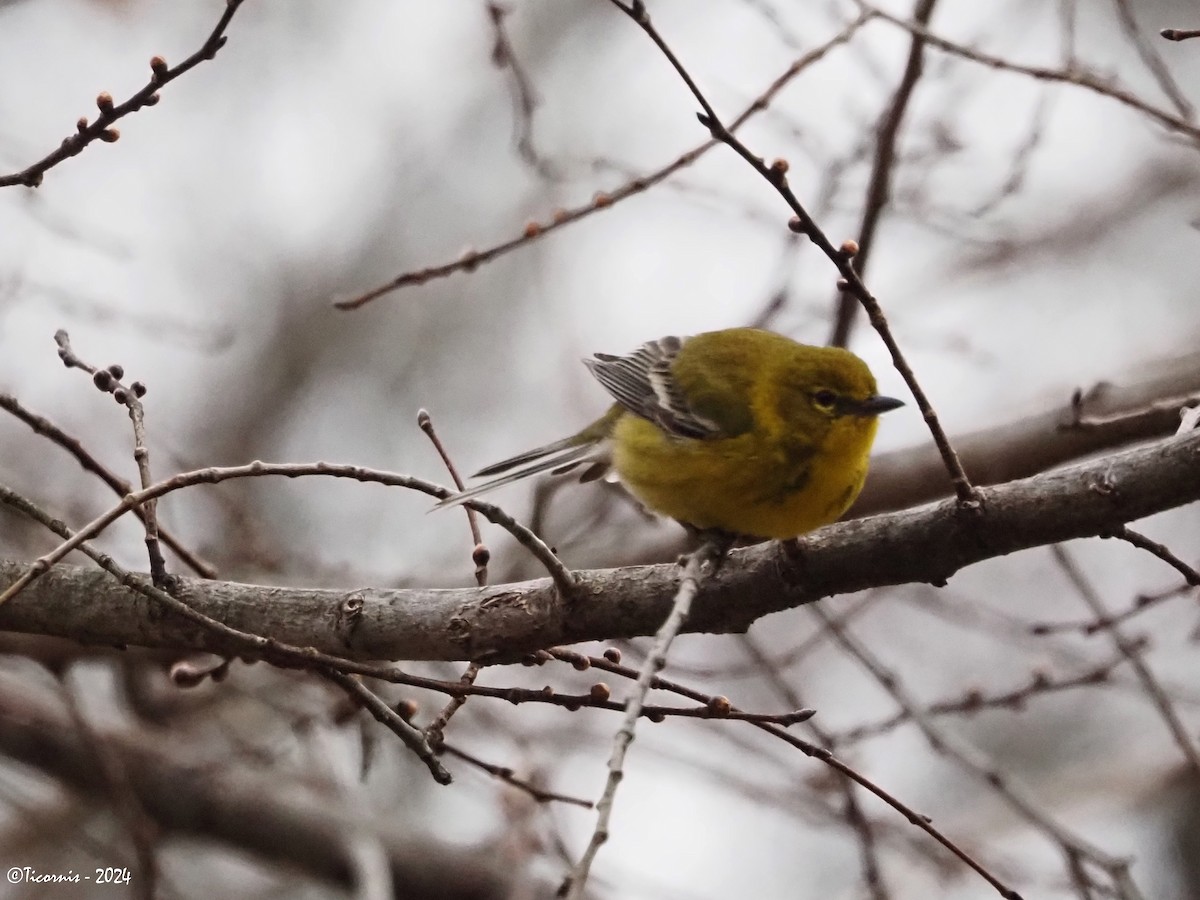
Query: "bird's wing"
583 335 728 440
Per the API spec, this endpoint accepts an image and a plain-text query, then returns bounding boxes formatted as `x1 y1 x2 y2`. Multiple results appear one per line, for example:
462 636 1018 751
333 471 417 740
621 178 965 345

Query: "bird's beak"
854 395 905 416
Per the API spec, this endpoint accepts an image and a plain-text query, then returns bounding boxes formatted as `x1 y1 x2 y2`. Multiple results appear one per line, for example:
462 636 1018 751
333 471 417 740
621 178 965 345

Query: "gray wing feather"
583 336 719 440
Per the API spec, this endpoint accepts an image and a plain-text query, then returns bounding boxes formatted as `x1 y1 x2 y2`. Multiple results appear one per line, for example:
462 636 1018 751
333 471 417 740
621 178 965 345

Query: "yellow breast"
611 413 879 539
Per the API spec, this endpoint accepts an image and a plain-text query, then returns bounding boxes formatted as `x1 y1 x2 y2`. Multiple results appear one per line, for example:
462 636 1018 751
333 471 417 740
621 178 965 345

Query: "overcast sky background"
2 1 1200 898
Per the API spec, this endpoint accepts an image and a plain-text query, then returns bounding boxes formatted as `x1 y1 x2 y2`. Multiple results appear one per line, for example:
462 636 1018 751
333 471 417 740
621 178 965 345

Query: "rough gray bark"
0 430 1196 662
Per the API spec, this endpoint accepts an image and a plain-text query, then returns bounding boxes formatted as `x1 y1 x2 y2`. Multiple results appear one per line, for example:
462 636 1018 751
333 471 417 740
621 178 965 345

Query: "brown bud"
770 158 789 174
416 408 431 430
592 192 612 208
96 92 114 113
551 208 569 224
787 216 803 233
169 660 207 687
76 117 88 133
92 370 115 392
395 699 420 721
646 709 665 723
589 682 611 702
571 655 591 672
602 647 622 664
472 543 490 567
839 238 860 257
706 695 732 717
100 128 120 143
107 364 124 380
150 55 169 78
523 221 541 239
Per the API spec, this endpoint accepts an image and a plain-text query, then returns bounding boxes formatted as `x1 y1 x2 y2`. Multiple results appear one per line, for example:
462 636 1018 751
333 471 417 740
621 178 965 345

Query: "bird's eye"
812 389 837 411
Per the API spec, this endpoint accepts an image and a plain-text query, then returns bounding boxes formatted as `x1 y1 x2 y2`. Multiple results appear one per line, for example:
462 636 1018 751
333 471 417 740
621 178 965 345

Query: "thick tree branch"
0 431 1196 661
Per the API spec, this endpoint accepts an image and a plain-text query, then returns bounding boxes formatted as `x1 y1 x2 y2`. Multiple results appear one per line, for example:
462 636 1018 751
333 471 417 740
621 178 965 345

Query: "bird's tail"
434 435 609 510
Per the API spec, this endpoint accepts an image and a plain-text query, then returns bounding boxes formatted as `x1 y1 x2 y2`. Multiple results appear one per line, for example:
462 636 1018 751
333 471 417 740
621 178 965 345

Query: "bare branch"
562 541 719 899
0 681 512 899
0 431 1196 660
320 668 452 785
0 393 215 577
0 0 248 188
1052 545 1200 779
829 0 939 348
856 357 1200 516
333 14 870 309
604 0 977 505
866 3 1200 142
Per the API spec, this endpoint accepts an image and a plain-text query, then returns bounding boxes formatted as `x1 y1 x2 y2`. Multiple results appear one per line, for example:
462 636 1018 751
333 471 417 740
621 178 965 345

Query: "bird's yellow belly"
611 415 877 539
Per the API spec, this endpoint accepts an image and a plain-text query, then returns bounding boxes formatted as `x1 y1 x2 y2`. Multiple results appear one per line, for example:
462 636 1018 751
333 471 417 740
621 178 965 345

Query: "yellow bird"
439 327 903 540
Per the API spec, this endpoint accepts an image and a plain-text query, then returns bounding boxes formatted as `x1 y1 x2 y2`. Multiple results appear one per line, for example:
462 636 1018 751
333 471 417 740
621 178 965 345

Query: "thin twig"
0 492 837 730
864 2 1200 143
0 460 576 607
810 603 1142 900
54 331 168 586
739 633 891 900
0 483 454 782
605 0 977 504
441 743 594 808
1109 526 1200 587
1052 545 1200 780
319 668 452 785
485 1 547 172
830 0 939 348
834 651 1131 744
424 662 480 750
1110 0 1194 119
1032 578 1197 635
419 409 489 586
0 393 215 577
1032 527 1200 634
0 0 248 188
334 13 871 309
560 540 720 900
551 645 1025 900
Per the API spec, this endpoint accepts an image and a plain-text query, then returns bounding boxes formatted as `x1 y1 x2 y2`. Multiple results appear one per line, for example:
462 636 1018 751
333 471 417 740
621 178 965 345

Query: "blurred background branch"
1 0 1199 898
